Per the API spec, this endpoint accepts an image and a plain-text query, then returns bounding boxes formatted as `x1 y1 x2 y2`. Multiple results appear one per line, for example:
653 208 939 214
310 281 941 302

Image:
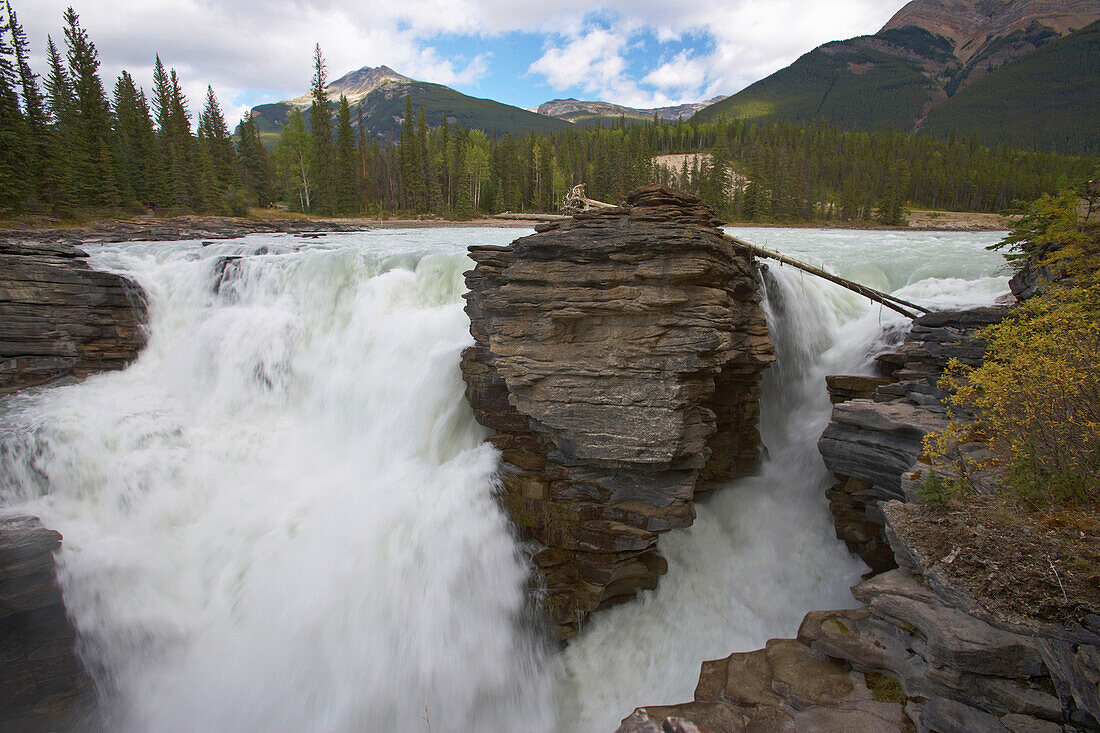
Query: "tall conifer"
308 43 334 213
63 7 116 206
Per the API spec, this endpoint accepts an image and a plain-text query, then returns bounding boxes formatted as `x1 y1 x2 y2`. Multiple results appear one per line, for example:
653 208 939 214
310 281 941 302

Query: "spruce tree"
333 95 358 214
162 68 199 208
398 94 423 212
6 1 45 203
42 35 74 211
236 113 273 206
198 85 236 189
308 43 334 214
0 3 27 210
63 6 117 207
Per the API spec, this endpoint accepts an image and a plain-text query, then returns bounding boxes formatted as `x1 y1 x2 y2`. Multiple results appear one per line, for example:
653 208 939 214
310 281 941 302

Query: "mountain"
537 97 727 124
248 65 570 145
695 0 1100 154
920 19 1100 154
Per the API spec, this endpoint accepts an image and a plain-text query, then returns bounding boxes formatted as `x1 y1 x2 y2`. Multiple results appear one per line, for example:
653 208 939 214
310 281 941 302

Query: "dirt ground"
891 496 1100 627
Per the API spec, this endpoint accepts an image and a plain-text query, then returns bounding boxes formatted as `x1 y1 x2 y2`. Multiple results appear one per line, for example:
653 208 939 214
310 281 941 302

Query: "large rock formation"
0 239 148 395
461 185 773 640
818 306 1008 573
618 503 1099 733
0 516 93 732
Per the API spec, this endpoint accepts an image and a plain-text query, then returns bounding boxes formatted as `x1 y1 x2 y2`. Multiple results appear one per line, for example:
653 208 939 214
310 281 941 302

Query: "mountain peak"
287 65 414 106
881 0 1100 62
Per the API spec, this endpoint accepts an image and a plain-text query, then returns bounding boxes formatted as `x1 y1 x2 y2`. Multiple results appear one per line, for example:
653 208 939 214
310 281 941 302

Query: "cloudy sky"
18 0 906 122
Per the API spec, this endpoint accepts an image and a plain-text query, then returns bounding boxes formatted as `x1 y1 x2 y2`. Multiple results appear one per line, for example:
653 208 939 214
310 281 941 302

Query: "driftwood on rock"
559 183 617 215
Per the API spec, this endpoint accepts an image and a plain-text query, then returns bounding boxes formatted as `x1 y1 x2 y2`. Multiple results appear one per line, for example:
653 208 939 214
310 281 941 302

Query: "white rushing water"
0 226 1010 733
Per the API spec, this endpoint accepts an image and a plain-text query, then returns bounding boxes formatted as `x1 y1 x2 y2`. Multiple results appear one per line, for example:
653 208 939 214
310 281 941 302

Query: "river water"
0 226 1009 732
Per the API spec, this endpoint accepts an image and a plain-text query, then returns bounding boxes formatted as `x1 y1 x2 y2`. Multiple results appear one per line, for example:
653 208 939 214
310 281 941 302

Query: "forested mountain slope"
696 0 1100 154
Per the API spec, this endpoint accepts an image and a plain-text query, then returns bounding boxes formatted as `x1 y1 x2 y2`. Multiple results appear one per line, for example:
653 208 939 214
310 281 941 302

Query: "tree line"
2 2 1096 223
0 3 271 217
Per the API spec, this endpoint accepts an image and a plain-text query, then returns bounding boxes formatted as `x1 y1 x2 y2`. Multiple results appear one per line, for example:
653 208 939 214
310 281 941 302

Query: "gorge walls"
0 238 148 396
461 185 774 640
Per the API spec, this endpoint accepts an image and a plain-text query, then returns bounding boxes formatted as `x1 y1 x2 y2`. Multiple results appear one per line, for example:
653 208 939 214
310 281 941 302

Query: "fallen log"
721 233 930 319
558 184 930 319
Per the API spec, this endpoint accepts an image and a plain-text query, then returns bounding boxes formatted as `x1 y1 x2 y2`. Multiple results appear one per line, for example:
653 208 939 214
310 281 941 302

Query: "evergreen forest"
2 4 1096 225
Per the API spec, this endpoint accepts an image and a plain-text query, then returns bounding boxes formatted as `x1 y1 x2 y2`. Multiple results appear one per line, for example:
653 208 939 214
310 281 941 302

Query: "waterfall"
0 227 1008 733
0 231 559 733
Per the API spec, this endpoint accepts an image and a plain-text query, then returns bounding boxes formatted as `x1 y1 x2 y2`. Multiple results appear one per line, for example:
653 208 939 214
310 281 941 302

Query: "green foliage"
918 468 960 507
927 187 1100 509
696 41 940 133
922 21 1100 155
308 44 335 214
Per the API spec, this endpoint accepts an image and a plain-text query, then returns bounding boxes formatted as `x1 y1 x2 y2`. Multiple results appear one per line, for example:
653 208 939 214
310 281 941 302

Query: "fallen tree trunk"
721 232 930 319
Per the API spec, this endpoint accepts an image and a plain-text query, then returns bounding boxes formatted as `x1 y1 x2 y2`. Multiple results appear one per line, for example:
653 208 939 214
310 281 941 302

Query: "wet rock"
0 516 93 732
0 239 148 395
818 306 1008 570
461 185 773 640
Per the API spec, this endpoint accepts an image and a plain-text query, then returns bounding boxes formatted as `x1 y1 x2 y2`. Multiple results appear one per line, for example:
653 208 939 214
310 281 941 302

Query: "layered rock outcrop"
461 185 773 640
618 503 1099 733
818 306 1008 573
0 239 148 396
0 516 93 732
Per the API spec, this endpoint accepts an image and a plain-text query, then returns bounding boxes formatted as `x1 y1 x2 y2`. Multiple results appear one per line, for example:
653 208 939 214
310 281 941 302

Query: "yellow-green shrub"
926 183 1100 508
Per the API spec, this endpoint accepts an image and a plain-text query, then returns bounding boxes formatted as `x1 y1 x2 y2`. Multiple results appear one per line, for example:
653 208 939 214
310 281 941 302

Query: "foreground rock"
461 185 774 640
818 306 1008 573
0 516 93 732
618 504 1099 732
0 239 148 396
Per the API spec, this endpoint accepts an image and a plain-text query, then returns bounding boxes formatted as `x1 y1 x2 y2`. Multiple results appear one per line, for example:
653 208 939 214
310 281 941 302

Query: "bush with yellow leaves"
924 180 1100 509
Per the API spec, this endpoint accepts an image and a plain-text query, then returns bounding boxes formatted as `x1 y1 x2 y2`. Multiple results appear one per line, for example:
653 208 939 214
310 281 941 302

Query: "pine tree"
0 3 28 210
398 94 423 212
111 71 146 203
42 35 74 211
333 95 358 214
308 43 334 214
158 68 199 208
416 102 431 212
6 1 46 204
236 113 273 206
198 85 236 190
63 6 117 207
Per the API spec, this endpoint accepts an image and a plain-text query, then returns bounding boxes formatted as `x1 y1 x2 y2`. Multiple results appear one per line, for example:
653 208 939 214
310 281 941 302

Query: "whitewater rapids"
0 226 1009 732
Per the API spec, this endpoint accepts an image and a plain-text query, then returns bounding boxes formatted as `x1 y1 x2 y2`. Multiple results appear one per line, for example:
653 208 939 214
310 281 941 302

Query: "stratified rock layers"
460 185 773 640
0 517 93 732
0 239 147 396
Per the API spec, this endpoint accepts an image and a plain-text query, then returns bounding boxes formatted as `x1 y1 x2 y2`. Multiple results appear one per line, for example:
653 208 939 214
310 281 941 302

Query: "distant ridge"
695 0 1100 154
248 65 570 143
538 97 727 124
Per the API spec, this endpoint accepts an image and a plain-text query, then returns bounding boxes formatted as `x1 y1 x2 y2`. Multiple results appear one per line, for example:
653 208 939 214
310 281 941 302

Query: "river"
0 226 1009 732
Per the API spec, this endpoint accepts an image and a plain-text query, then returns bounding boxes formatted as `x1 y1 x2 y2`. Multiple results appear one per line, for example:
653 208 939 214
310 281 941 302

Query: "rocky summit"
460 184 774 640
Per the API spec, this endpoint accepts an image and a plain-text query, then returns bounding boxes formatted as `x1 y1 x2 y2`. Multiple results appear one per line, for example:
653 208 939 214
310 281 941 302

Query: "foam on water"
0 226 1010 732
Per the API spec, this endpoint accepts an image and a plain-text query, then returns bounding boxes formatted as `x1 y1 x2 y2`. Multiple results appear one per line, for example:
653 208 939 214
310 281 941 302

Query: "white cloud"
16 0 905 115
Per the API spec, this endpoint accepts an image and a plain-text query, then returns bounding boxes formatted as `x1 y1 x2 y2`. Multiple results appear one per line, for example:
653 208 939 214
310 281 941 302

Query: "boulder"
0 516 93 732
0 239 147 395
461 185 773 639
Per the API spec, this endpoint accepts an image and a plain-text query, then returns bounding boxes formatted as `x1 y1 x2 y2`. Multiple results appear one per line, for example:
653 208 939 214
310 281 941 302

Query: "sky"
18 0 906 123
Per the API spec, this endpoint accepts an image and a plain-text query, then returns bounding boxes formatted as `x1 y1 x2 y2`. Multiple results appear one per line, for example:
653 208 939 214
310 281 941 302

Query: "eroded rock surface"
818 306 1008 572
617 505 1099 733
0 516 93 732
0 239 148 395
461 185 773 640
